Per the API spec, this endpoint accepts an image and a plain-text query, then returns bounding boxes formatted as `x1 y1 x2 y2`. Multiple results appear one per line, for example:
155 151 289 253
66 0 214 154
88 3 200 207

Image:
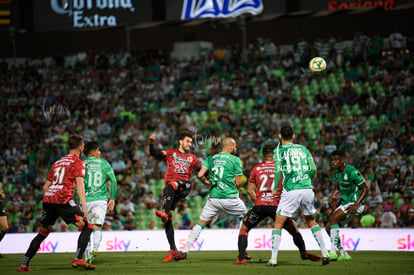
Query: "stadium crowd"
0 28 413 232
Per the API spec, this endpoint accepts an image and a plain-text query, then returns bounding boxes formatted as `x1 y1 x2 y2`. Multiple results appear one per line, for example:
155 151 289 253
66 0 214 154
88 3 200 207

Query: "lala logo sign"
181 0 264 20
105 237 131 251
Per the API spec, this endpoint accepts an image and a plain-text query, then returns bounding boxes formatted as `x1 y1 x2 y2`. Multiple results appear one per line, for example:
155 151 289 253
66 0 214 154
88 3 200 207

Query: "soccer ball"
309 57 326 73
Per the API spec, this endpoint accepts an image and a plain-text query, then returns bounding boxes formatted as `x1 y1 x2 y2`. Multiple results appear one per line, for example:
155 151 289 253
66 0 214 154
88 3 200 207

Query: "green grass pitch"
2 251 413 274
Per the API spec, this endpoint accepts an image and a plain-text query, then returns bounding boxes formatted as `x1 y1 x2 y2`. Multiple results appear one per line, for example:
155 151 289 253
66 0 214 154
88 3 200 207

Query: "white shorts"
86 200 108 226
336 202 364 215
277 189 316 217
200 197 247 222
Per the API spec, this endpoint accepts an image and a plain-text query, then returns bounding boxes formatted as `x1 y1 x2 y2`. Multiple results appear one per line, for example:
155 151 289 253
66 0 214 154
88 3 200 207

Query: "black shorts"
41 200 84 226
243 205 277 229
164 180 192 211
0 201 5 217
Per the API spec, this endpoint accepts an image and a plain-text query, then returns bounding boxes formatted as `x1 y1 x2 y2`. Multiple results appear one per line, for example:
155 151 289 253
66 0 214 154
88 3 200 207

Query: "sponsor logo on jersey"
172 152 192 174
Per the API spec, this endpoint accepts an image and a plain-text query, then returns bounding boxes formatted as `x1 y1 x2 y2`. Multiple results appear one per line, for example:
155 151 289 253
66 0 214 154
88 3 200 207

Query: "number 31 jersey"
83 157 117 202
44 154 85 204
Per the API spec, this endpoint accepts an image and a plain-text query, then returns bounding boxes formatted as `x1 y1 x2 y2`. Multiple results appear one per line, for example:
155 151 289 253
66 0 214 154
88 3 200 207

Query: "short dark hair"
280 125 294 140
177 130 193 142
331 150 345 158
84 141 100 156
263 143 276 156
68 135 83 150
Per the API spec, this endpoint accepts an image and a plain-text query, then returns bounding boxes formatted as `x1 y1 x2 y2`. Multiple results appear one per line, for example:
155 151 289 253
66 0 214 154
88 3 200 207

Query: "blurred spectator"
360 208 376 227
145 190 161 209
402 208 414 227
111 214 124 230
123 212 136 230
380 204 397 228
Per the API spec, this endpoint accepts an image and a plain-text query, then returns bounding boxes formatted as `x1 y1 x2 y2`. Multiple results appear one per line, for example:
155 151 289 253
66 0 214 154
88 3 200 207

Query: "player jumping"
149 130 202 262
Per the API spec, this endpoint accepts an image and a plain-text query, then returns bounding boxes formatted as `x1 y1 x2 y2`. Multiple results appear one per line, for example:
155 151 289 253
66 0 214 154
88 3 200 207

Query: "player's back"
250 162 278 206
44 154 85 204
273 143 314 191
84 157 114 202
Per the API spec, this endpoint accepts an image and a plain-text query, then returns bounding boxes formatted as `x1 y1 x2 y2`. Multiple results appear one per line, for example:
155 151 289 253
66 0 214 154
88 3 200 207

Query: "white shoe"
266 258 277 267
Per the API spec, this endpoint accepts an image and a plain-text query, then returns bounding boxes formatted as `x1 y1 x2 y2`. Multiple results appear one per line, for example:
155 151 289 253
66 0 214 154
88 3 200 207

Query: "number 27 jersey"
249 162 281 206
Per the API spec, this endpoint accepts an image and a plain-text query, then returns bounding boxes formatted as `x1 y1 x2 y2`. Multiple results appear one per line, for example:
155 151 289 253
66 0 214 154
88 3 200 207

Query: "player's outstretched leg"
174 223 204 261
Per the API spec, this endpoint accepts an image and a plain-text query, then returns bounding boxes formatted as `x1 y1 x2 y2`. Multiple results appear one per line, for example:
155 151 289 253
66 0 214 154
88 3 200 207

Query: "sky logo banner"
397 235 414 250
341 235 360 251
38 240 59 253
178 238 205 251
181 0 263 20
105 237 131 251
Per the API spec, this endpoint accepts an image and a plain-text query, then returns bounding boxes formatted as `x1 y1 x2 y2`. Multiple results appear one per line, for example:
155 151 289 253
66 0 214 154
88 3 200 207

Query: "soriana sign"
328 0 395 11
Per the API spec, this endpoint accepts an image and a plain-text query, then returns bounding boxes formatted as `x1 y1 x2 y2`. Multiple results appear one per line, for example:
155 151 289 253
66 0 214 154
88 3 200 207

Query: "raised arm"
148 134 165 160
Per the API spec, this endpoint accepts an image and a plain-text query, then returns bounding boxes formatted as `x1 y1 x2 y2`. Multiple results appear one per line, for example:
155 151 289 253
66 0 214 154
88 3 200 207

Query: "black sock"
238 234 248 260
293 232 306 253
75 227 93 259
21 232 48 266
165 220 176 251
163 185 175 213
0 230 6 242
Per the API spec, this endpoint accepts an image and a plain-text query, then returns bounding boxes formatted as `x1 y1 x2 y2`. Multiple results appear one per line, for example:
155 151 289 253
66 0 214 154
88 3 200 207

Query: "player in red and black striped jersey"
149 130 203 262
18 135 95 272
233 144 321 265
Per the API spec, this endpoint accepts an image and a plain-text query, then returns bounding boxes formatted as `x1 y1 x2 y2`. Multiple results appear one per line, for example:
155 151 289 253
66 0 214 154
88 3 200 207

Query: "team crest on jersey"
172 152 191 174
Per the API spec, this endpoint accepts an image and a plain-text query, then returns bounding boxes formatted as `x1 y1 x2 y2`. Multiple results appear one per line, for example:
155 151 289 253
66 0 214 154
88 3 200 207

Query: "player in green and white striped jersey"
269 125 330 267
326 150 369 261
83 141 117 264
174 137 247 261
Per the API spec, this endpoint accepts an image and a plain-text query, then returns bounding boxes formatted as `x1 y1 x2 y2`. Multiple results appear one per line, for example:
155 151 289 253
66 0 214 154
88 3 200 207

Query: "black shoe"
322 256 330 266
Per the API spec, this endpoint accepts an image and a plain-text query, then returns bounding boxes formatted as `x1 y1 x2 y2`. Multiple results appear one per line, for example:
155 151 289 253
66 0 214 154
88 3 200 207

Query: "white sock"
85 238 92 259
311 225 328 258
271 229 281 260
330 225 340 254
93 228 102 250
184 224 203 253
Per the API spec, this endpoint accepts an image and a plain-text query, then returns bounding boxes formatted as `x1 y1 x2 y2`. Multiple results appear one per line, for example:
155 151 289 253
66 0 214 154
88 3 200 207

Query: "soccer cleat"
301 252 321 261
163 250 179 262
71 258 96 270
173 251 187 261
266 258 277 267
244 252 252 260
328 251 338 261
87 248 98 264
17 266 33 272
155 210 169 223
322 256 330 266
338 255 352 261
233 259 246 265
